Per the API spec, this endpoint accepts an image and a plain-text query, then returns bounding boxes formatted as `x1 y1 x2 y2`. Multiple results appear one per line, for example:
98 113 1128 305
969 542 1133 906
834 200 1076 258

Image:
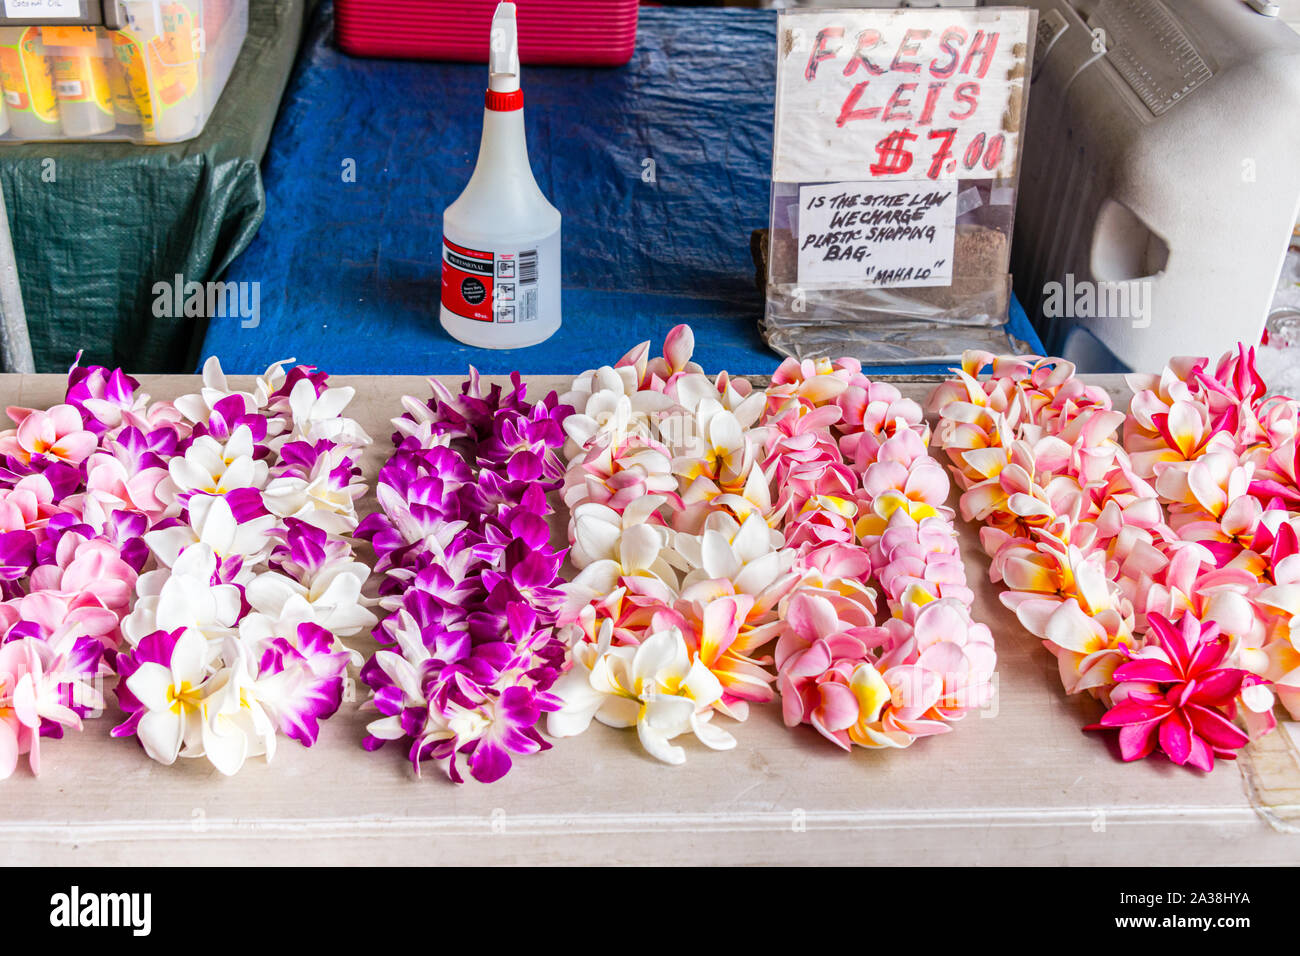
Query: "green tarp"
0 0 310 373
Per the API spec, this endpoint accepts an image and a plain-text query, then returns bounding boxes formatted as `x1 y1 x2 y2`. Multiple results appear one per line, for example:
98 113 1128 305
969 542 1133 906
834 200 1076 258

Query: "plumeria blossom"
0 404 97 468
552 325 995 762
0 636 99 778
122 544 241 648
1087 614 1252 772
165 426 268 501
145 492 279 579
560 365 675 460
112 357 372 774
547 623 735 765
553 328 785 762
358 372 571 784
930 345 1291 771
173 355 290 426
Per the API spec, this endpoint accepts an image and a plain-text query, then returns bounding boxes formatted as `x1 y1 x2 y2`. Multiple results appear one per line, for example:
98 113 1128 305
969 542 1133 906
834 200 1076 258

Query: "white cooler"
1014 0 1300 371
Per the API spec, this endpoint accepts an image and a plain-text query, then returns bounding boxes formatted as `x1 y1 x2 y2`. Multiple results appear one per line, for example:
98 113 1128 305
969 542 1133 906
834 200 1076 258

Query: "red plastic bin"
335 0 640 66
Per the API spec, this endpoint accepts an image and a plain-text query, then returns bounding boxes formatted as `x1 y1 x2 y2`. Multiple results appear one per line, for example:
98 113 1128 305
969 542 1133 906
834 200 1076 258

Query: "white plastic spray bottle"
439 2 561 349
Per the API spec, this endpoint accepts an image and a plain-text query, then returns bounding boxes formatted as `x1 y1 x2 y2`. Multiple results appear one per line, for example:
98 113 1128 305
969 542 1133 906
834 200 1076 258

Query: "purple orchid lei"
356 369 573 784
0 362 191 779
108 357 377 776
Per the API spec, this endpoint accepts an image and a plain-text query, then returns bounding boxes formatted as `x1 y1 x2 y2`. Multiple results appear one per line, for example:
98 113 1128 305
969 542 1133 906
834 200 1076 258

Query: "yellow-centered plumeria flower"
547 623 736 765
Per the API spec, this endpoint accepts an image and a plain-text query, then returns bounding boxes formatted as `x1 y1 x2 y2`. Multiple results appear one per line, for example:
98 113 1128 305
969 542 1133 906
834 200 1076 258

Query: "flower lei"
927 347 1286 772
356 371 571 784
110 357 375 776
762 358 995 750
546 326 994 763
0 363 186 778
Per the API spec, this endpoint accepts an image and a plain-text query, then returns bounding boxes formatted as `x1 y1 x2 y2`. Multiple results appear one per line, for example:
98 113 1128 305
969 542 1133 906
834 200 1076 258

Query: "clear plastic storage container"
0 0 246 144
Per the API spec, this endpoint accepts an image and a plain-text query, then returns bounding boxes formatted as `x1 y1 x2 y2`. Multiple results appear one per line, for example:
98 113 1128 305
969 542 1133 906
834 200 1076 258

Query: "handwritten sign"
774 8 1032 183
797 181 955 289
3 0 80 18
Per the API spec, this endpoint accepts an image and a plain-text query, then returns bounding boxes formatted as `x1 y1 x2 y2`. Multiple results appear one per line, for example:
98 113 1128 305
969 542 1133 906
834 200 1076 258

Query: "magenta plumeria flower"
1087 613 1253 772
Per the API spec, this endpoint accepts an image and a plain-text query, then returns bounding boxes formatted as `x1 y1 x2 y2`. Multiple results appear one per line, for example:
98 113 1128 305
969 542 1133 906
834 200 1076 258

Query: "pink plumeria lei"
356 371 572 784
763 358 995 750
0 363 187 778
927 347 1282 772
546 326 993 763
110 357 376 776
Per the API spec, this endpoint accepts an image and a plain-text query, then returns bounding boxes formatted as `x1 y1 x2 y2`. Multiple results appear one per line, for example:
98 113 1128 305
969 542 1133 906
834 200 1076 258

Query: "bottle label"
149 2 200 113
113 31 155 130
0 27 58 122
52 54 113 113
441 238 543 325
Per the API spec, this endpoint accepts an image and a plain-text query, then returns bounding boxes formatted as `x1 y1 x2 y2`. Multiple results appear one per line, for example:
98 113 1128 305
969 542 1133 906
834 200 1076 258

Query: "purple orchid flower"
64 364 141 435
256 623 350 747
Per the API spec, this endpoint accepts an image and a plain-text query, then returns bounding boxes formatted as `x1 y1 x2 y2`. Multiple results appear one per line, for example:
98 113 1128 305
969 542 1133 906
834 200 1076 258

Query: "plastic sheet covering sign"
773 7 1033 292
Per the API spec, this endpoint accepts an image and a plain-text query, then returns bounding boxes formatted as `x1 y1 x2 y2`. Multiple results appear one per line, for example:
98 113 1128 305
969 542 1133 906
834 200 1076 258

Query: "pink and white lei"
0 363 187 778
763 357 994 750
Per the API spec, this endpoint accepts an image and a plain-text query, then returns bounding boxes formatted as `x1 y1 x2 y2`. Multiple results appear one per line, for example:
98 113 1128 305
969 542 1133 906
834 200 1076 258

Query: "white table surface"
0 372 1296 866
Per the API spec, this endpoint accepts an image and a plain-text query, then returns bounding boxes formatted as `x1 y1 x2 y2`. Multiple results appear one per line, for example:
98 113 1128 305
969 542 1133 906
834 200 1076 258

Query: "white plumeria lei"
548 327 801 764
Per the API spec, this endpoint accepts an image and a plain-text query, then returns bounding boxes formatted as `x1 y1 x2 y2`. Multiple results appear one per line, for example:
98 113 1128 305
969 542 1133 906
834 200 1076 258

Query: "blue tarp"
200 3 1043 377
